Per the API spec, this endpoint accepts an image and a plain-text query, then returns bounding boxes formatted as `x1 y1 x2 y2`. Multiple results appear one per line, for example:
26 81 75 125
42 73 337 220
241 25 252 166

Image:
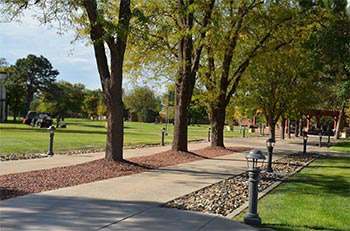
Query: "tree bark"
25 89 33 114
287 118 291 138
281 117 286 139
335 100 346 140
269 122 276 141
13 108 17 122
299 118 304 136
210 105 226 148
172 81 192 151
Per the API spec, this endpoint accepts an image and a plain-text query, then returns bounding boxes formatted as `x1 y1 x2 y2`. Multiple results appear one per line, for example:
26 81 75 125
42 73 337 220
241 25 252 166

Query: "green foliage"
124 86 161 122
83 89 104 118
305 15 350 110
36 81 85 118
3 65 27 119
237 44 321 129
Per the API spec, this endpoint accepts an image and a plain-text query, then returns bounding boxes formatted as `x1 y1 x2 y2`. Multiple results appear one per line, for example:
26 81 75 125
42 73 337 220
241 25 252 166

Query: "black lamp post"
244 149 266 226
266 138 275 173
303 133 308 155
243 126 246 138
319 132 322 147
208 128 211 142
328 130 331 146
47 125 56 156
161 127 165 146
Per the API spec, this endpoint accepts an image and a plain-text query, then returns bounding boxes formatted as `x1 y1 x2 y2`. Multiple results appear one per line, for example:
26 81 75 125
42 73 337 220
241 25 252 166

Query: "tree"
3 65 26 122
124 86 161 122
237 45 320 141
199 0 326 147
37 81 86 119
1 0 133 161
125 0 215 151
306 15 350 138
6 54 58 114
83 89 103 119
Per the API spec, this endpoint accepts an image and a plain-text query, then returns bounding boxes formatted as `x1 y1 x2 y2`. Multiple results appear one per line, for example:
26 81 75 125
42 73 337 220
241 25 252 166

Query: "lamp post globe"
244 149 266 226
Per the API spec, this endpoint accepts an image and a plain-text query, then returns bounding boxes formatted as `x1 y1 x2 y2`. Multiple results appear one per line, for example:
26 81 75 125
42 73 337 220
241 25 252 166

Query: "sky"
0 12 101 90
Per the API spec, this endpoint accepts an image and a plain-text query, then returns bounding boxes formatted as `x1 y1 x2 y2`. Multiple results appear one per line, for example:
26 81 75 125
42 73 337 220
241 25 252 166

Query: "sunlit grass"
330 139 350 152
0 118 259 155
235 156 350 231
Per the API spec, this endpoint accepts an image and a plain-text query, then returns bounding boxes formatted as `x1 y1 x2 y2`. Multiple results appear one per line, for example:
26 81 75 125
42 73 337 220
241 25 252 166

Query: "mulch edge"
0 146 250 201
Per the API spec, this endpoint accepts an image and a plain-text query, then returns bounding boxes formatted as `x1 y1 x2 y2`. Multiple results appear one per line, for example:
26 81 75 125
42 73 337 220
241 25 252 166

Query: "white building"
0 72 7 122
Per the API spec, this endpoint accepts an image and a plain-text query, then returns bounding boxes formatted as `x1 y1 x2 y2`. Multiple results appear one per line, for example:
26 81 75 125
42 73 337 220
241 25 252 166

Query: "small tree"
7 54 58 114
3 65 26 122
83 89 103 119
124 86 161 122
37 81 85 120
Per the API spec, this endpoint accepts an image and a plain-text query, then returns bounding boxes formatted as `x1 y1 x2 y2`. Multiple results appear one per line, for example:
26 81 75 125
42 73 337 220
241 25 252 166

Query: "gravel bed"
163 153 318 216
0 146 250 200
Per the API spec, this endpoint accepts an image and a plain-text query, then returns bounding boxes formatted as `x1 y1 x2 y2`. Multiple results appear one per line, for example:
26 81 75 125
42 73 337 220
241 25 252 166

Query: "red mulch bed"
0 146 250 200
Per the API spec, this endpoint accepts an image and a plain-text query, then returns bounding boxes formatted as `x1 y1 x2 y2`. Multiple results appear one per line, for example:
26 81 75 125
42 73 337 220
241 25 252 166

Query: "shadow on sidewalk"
0 194 254 231
0 194 159 231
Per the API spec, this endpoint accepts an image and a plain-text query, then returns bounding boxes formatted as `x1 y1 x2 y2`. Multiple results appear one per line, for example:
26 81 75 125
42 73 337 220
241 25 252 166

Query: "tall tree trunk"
172 1 195 152
172 0 214 152
299 118 304 135
269 122 276 141
287 118 291 138
210 105 226 148
25 90 33 114
335 100 346 139
281 117 286 139
105 83 124 161
172 83 191 151
13 108 17 122
266 114 276 141
84 0 131 161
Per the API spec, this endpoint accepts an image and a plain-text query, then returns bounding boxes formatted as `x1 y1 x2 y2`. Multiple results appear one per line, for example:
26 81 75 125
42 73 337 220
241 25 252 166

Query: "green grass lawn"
330 139 350 152
0 118 258 155
236 156 350 231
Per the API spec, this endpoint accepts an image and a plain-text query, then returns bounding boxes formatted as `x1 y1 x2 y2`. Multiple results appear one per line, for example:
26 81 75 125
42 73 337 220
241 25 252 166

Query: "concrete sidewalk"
1 151 257 231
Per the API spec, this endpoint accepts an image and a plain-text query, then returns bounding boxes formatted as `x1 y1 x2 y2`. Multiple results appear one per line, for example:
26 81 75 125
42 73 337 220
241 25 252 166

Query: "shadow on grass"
0 126 108 135
259 223 348 231
273 172 349 197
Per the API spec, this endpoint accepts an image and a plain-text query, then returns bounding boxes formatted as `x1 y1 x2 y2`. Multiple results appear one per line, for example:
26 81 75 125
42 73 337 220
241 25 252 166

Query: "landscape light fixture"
47 125 56 156
161 127 166 146
303 133 308 155
244 149 266 226
208 127 211 142
265 138 275 173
